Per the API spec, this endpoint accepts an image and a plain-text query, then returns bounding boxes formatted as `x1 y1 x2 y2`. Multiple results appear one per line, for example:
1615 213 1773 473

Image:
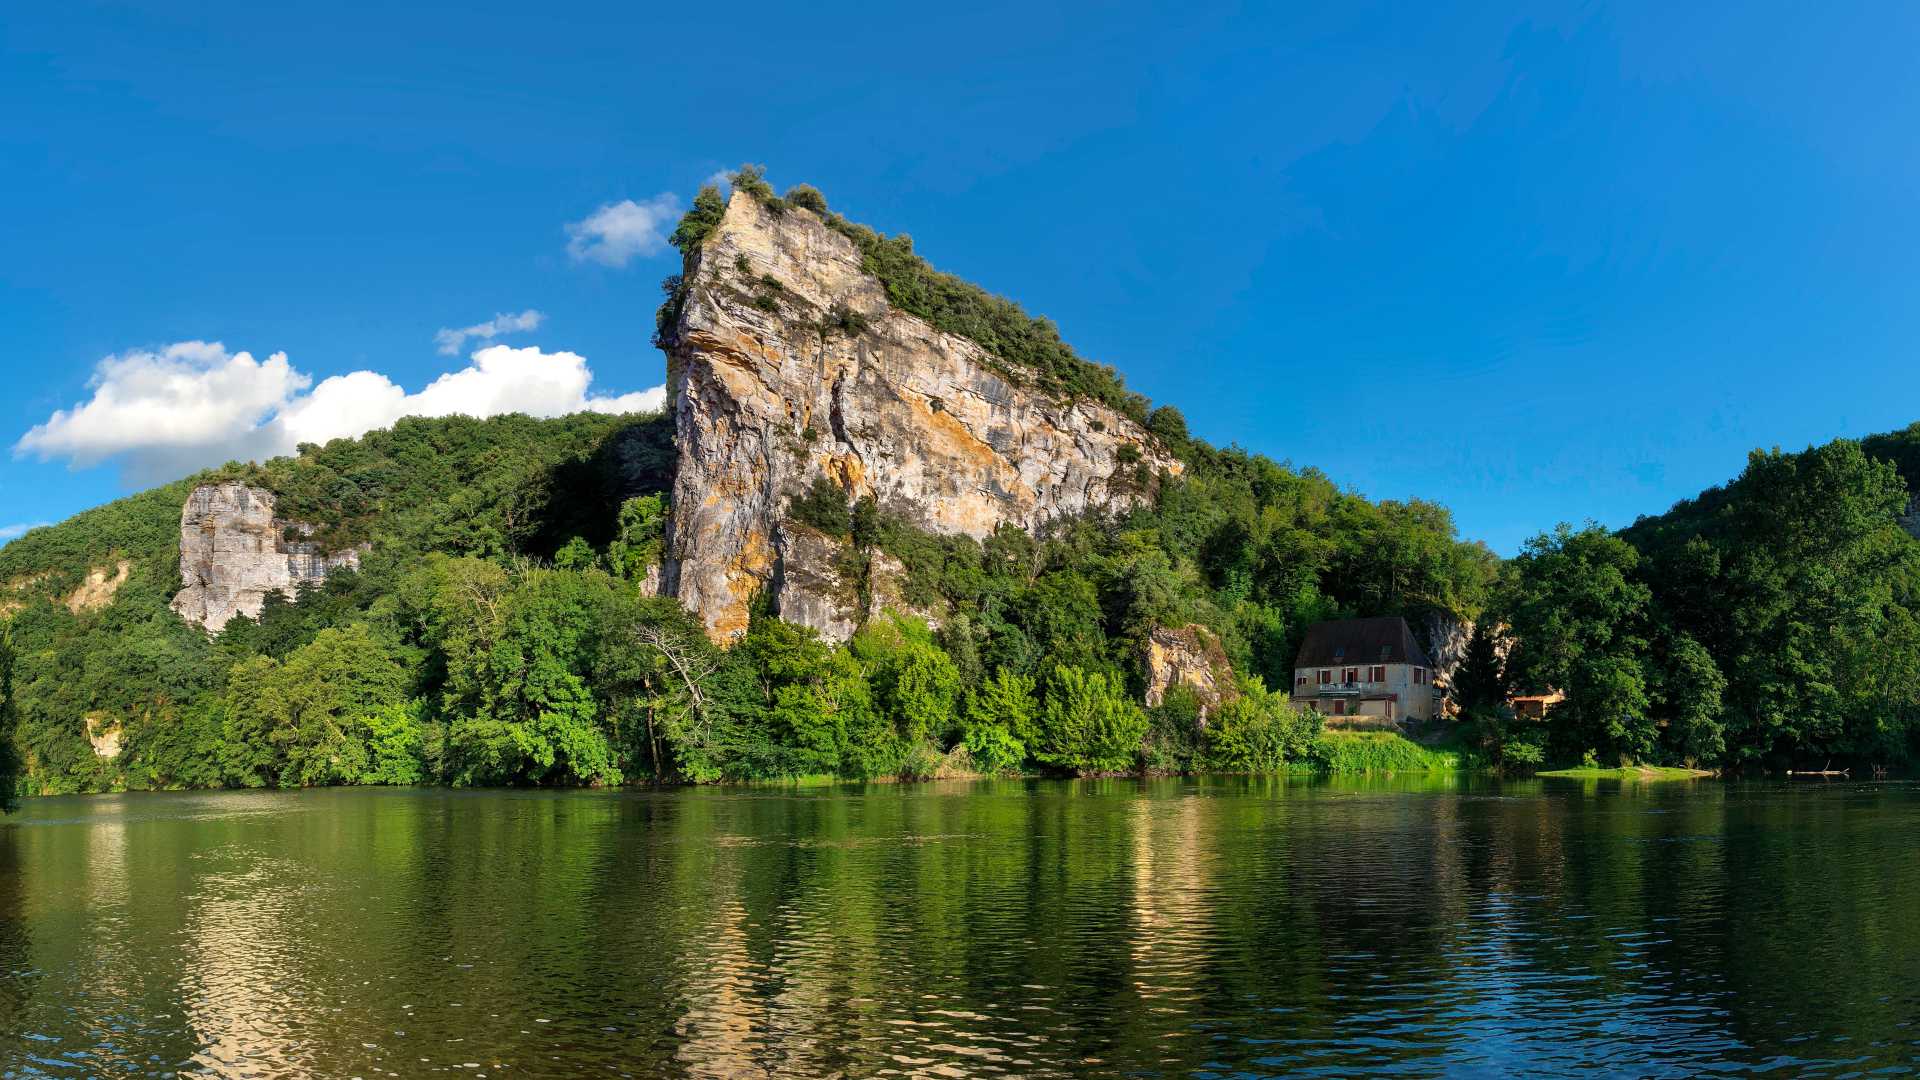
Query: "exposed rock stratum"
170 482 362 632
662 192 1180 642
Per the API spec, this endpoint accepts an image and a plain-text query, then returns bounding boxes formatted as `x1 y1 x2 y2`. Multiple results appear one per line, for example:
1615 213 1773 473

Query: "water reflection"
0 779 1917 1077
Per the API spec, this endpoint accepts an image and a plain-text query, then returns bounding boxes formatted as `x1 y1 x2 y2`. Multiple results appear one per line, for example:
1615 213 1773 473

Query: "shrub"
788 477 852 536
962 670 1038 774
1035 665 1147 774
670 185 728 252
1205 678 1318 772
1309 731 1461 773
784 184 829 214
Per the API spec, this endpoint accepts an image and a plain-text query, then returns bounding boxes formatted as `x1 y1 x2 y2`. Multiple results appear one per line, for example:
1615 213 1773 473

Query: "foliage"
1204 678 1320 772
782 184 829 215
220 624 409 788
788 476 853 537
1308 731 1462 773
0 626 18 811
1451 621 1507 715
1034 665 1148 774
1502 524 1656 763
961 669 1038 774
670 183 729 252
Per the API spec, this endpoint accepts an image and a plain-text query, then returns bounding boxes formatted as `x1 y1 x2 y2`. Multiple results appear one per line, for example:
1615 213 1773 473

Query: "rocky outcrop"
1419 609 1475 699
770 526 942 641
66 560 130 614
170 482 362 632
1143 624 1237 720
84 713 122 760
663 192 1180 641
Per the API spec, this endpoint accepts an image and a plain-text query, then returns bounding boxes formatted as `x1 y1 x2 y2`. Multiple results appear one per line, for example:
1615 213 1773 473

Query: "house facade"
1288 616 1440 725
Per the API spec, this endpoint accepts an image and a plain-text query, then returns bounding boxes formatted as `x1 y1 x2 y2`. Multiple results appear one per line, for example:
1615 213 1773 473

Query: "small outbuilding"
1289 616 1440 726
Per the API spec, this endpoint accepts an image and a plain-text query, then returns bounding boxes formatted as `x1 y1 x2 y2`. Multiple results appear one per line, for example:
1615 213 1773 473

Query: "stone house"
1288 616 1440 725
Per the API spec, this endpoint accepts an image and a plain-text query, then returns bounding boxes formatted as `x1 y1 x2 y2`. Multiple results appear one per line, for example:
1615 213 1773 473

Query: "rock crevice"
170 482 362 633
663 192 1180 641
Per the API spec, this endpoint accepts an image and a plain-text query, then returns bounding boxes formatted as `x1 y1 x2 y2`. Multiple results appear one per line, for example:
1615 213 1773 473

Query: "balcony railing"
1309 681 1386 697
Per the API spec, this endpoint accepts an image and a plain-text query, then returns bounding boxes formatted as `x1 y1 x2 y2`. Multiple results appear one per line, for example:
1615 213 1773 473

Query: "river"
1 776 1916 1077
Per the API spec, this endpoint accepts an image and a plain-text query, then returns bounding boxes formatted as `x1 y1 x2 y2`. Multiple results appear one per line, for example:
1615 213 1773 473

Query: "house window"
1413 667 1427 685
1295 673 1308 688
1343 667 1358 684
1319 669 1331 685
1371 665 1386 683
1332 700 1347 716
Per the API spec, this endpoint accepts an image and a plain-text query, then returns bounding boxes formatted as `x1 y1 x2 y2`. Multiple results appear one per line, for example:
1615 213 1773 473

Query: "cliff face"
663 192 1180 642
170 482 362 632
1142 624 1238 721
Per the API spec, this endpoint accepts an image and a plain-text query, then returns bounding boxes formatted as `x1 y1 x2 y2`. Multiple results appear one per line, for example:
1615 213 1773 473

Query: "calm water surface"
2 776 1918 1078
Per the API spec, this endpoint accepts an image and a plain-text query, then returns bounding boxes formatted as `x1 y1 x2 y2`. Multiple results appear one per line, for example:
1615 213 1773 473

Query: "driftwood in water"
1786 760 1850 778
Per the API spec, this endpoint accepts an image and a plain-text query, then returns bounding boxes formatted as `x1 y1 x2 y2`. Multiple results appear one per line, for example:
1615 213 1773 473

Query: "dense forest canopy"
7 170 1913 801
0 167 1498 798
1472 433 1920 770
0 395 1491 797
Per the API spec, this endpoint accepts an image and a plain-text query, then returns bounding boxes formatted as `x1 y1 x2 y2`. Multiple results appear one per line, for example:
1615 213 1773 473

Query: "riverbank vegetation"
0 382 1496 796
1458 430 1920 773
9 171 1919 798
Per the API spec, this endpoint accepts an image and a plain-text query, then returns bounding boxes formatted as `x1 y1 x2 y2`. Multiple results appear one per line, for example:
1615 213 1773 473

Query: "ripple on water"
1 781 1918 1077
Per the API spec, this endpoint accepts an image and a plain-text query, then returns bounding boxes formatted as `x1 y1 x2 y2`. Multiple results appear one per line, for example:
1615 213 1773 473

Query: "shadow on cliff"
520 414 677 559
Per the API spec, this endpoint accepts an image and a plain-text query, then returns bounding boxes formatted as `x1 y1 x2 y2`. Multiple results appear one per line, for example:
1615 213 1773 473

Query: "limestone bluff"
157 190 1186 650
660 191 1181 643
171 481 362 632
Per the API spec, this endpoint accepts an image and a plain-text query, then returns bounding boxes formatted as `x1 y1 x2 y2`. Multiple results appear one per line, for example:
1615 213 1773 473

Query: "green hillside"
0 412 671 794
0 175 1499 798
1475 430 1920 771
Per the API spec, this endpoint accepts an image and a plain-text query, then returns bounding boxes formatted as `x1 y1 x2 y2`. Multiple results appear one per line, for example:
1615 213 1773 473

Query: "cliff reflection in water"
0 778 1917 1077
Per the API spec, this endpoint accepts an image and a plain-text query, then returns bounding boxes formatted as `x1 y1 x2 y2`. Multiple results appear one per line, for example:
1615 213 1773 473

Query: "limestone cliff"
1142 625 1238 720
662 192 1181 641
170 482 362 632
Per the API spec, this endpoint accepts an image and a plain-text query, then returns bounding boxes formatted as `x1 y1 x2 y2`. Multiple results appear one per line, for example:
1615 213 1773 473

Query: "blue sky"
5 1 1918 553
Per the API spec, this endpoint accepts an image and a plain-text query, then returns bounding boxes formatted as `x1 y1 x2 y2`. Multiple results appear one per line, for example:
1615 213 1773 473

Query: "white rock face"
170 482 362 633
1142 624 1237 721
663 192 1180 642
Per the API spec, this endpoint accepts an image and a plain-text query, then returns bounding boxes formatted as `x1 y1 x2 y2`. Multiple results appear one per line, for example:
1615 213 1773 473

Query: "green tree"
363 700 429 785
440 566 623 786
1035 665 1147 774
961 669 1037 774
1504 524 1655 763
0 626 20 811
1452 621 1508 715
226 624 409 787
1204 677 1319 772
851 616 961 749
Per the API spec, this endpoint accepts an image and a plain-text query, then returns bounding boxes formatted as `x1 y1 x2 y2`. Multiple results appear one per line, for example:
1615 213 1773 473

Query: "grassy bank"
1538 765 1712 781
1307 731 1464 773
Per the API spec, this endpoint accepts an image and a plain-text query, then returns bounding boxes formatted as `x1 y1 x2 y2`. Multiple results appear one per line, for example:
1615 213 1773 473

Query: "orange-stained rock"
1143 625 1238 721
662 192 1179 642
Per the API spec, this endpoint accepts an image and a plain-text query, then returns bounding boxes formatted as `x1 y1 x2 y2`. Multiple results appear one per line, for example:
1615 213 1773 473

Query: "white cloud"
0 522 51 542
16 341 666 485
565 193 681 267
434 309 545 356
14 342 306 478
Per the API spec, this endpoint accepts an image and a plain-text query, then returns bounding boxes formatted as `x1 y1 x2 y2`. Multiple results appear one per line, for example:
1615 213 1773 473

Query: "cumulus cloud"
17 341 666 485
565 193 681 267
433 309 545 355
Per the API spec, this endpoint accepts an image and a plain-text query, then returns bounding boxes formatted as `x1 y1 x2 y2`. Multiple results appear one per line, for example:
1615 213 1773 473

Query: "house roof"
1293 616 1433 670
